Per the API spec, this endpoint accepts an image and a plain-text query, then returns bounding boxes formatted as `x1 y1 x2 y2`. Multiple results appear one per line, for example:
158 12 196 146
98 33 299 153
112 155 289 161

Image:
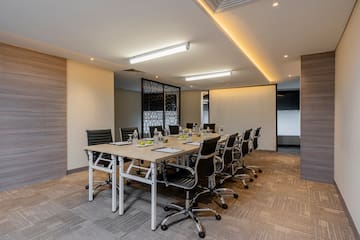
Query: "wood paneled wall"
301 52 335 183
0 43 67 191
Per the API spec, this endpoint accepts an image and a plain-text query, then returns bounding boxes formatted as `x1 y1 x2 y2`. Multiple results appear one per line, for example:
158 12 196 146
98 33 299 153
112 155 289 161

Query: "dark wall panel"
300 51 335 183
0 43 67 191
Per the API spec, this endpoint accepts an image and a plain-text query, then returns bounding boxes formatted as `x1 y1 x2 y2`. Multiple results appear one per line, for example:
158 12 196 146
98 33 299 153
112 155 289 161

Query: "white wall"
277 110 300 136
67 60 114 170
210 85 276 151
181 90 202 127
335 2 360 232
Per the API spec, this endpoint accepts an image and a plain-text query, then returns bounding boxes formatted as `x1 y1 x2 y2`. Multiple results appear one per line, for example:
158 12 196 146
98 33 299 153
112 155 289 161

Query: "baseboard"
334 181 360 240
67 166 88 175
277 144 301 147
301 175 334 184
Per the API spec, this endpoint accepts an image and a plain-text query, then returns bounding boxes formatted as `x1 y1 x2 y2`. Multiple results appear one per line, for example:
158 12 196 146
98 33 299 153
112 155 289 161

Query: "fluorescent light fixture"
185 71 232 81
129 42 190 64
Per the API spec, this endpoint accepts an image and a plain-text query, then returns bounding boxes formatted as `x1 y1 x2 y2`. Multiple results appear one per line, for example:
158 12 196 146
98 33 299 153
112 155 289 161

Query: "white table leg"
111 155 117 213
88 151 94 202
119 156 124 215
150 162 157 231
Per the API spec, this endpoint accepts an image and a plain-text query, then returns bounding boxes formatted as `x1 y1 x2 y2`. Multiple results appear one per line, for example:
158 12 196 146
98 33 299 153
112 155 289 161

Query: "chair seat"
164 168 195 189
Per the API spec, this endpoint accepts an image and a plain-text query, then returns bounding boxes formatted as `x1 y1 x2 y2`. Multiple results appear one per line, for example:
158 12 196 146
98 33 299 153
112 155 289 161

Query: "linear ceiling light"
185 71 232 81
129 42 190 64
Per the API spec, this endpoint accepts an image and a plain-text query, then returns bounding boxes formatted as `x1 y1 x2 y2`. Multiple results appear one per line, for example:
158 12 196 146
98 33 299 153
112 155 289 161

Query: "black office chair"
186 123 195 129
252 127 261 151
120 127 139 141
218 134 253 190
119 127 144 176
240 128 259 178
160 136 221 238
192 133 239 209
85 129 116 191
168 125 179 135
203 123 216 133
149 125 163 138
247 127 263 173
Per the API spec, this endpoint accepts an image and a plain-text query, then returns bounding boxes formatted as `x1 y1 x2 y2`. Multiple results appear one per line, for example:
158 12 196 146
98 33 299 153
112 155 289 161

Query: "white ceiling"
0 0 355 90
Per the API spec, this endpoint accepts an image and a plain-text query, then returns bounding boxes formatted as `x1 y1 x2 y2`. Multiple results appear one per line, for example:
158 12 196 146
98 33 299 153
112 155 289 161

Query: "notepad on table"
185 142 201 146
110 142 131 146
153 147 183 153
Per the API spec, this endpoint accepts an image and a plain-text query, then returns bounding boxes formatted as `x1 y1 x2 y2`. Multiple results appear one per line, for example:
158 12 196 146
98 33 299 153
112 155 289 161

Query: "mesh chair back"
195 136 220 179
203 123 216 133
86 129 113 146
120 127 139 141
186 123 194 129
168 125 180 135
86 129 113 164
149 126 163 137
253 127 261 150
222 133 238 165
241 129 252 157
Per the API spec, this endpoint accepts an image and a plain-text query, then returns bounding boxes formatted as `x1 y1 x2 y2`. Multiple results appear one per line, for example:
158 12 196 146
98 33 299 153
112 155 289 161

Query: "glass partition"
142 79 180 137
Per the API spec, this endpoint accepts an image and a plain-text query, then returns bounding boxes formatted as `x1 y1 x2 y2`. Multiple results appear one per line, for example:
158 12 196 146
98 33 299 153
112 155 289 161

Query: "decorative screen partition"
142 79 180 137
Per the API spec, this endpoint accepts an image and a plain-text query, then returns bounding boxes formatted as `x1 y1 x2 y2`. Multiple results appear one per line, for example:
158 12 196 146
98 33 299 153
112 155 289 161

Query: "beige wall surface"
67 60 114 170
114 88 141 141
335 2 360 232
181 90 202 127
210 85 276 151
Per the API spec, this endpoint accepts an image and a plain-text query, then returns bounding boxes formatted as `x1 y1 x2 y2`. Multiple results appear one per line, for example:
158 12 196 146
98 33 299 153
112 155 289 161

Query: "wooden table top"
84 134 224 163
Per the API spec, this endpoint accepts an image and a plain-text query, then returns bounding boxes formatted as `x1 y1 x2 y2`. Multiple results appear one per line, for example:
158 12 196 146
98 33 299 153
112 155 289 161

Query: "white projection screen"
210 85 277 151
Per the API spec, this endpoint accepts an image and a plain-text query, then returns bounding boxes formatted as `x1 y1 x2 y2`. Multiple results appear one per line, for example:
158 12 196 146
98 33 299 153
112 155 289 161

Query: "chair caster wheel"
161 225 168 231
215 214 221 220
221 203 228 209
259 169 263 173
233 193 238 199
164 206 170 212
244 185 249 189
250 178 254 182
199 232 206 238
254 174 258 178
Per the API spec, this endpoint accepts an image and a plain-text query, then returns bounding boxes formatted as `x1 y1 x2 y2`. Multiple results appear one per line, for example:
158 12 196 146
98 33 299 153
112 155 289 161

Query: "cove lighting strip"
129 42 190 64
185 71 232 81
197 0 275 82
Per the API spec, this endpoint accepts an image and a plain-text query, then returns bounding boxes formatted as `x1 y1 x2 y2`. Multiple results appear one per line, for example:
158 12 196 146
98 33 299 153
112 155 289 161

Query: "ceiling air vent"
204 0 254 12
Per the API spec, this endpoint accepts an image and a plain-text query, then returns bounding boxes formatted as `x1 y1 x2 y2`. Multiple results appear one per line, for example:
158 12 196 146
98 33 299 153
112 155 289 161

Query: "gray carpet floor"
0 151 357 240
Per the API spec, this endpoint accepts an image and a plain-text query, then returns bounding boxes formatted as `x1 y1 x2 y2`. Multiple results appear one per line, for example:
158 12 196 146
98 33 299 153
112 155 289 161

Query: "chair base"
219 171 252 189
192 186 238 209
213 188 238 209
247 165 263 173
161 192 221 238
242 166 262 178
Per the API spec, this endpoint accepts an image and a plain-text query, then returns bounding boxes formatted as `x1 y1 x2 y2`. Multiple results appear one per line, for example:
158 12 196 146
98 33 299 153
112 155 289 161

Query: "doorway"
277 79 300 154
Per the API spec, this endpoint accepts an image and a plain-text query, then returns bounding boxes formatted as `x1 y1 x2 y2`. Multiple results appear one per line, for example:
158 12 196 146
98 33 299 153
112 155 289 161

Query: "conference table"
84 133 222 231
